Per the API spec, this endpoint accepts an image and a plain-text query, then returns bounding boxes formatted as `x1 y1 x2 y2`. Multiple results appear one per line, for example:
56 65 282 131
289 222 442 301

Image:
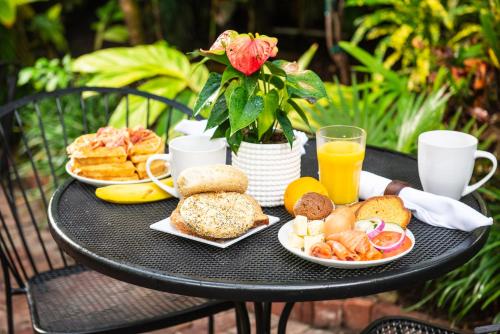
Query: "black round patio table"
49 141 490 334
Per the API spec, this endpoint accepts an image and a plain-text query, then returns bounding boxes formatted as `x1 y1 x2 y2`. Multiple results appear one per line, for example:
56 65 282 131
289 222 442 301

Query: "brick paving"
0 187 462 333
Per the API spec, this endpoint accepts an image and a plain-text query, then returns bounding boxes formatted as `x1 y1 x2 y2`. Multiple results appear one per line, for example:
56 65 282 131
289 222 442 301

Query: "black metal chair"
362 316 500 334
0 87 234 334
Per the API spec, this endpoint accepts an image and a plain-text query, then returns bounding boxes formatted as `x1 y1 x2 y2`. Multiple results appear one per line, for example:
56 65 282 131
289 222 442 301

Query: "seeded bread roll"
293 192 334 220
356 195 411 228
177 164 248 197
171 194 268 239
179 192 255 239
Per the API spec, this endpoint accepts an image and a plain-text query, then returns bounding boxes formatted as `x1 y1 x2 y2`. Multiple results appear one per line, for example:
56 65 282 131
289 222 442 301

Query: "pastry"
177 165 248 197
293 192 334 220
355 195 411 228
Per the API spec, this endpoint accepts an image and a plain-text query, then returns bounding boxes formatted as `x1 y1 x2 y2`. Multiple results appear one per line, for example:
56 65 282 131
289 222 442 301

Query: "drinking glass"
316 125 366 205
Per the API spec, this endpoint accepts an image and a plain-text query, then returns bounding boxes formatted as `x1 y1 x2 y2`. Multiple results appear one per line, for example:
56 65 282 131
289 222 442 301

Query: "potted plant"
194 30 327 206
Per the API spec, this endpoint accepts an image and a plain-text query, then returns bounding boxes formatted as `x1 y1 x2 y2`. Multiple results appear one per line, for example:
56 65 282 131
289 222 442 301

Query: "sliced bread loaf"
356 195 411 228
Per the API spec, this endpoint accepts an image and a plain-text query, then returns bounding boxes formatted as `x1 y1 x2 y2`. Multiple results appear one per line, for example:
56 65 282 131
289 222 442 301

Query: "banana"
95 178 174 204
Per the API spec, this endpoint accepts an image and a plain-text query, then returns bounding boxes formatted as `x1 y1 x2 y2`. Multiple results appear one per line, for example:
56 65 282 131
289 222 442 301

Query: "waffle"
135 160 168 180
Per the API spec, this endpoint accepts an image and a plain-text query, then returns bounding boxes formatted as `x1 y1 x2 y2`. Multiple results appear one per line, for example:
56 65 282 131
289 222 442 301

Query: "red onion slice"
368 222 406 252
354 218 385 239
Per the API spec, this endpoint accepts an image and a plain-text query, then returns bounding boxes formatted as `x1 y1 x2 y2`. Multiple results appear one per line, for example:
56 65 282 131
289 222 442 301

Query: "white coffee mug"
146 135 226 198
418 130 497 199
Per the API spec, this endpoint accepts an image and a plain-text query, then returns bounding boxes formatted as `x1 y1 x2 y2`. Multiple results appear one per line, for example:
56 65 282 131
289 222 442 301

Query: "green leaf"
228 86 248 133
276 110 295 147
258 89 279 139
230 93 263 135
287 99 312 132
211 119 229 139
85 70 157 87
109 77 186 128
73 42 191 80
242 72 259 95
102 25 129 43
286 70 327 102
226 127 243 153
264 62 286 76
193 72 221 116
206 95 228 129
0 0 16 27
221 65 242 86
297 43 318 70
188 61 209 93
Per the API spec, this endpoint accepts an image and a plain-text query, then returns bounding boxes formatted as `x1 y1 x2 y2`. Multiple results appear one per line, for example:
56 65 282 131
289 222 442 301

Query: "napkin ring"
384 180 410 196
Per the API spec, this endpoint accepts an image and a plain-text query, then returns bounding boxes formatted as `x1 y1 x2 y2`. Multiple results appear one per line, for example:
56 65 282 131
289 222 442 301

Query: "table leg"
235 302 251 334
277 302 295 334
254 302 272 334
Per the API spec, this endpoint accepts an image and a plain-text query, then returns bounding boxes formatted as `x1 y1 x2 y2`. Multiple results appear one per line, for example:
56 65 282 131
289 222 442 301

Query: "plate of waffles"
66 126 170 187
65 161 170 187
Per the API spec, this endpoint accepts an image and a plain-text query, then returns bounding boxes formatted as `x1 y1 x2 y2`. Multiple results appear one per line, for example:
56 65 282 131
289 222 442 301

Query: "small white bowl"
278 220 415 269
65 161 170 187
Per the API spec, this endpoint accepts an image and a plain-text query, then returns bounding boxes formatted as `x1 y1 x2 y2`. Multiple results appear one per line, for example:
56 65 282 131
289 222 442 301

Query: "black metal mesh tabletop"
49 142 489 302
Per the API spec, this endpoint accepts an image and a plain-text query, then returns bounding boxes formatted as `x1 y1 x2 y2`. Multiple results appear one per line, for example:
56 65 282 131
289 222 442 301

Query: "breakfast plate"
150 215 280 248
66 161 170 187
278 220 415 269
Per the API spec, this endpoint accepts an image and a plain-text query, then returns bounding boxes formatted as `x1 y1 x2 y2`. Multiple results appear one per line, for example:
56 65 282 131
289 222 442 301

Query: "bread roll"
177 164 248 197
179 192 255 239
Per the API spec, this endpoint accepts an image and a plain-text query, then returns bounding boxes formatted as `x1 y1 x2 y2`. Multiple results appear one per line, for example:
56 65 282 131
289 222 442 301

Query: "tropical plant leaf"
297 43 318 70
276 110 294 147
206 95 228 129
193 72 221 116
287 98 312 132
73 42 190 80
257 89 278 139
230 94 263 135
285 70 327 102
227 86 248 133
109 77 187 128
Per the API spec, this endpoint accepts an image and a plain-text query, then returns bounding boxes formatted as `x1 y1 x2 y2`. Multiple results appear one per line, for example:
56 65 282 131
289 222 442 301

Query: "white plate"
278 220 415 269
66 161 170 187
150 215 280 248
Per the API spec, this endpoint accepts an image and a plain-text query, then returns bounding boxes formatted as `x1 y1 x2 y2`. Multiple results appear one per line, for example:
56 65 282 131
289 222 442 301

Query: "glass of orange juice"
316 125 366 205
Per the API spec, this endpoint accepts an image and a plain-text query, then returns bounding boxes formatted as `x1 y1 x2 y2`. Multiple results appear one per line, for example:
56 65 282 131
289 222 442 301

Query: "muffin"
293 192 334 220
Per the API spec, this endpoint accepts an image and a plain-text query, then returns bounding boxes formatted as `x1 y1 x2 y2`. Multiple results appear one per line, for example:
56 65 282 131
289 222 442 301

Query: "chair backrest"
0 86 195 289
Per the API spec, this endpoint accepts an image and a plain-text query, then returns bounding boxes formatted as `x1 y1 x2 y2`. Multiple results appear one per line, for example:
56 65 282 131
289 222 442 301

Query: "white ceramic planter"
232 139 301 207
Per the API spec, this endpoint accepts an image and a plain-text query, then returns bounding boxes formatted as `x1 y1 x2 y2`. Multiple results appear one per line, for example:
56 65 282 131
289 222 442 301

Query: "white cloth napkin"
174 119 308 154
360 171 493 232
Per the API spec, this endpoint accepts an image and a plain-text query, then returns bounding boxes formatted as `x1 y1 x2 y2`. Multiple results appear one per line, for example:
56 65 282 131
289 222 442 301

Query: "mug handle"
462 150 497 196
146 154 179 198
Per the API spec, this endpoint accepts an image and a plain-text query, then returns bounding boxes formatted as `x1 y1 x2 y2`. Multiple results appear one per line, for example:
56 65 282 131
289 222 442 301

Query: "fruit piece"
303 235 324 255
284 177 329 215
324 207 355 236
288 232 304 249
95 178 174 204
307 220 324 236
292 215 308 236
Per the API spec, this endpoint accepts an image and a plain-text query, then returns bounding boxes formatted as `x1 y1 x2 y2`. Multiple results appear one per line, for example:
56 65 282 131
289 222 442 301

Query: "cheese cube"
288 232 304 249
303 235 324 255
307 220 324 236
293 215 308 236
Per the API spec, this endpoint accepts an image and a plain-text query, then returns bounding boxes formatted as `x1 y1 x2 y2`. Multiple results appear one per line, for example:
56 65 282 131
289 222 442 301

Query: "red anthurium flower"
226 33 278 75
201 30 238 55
